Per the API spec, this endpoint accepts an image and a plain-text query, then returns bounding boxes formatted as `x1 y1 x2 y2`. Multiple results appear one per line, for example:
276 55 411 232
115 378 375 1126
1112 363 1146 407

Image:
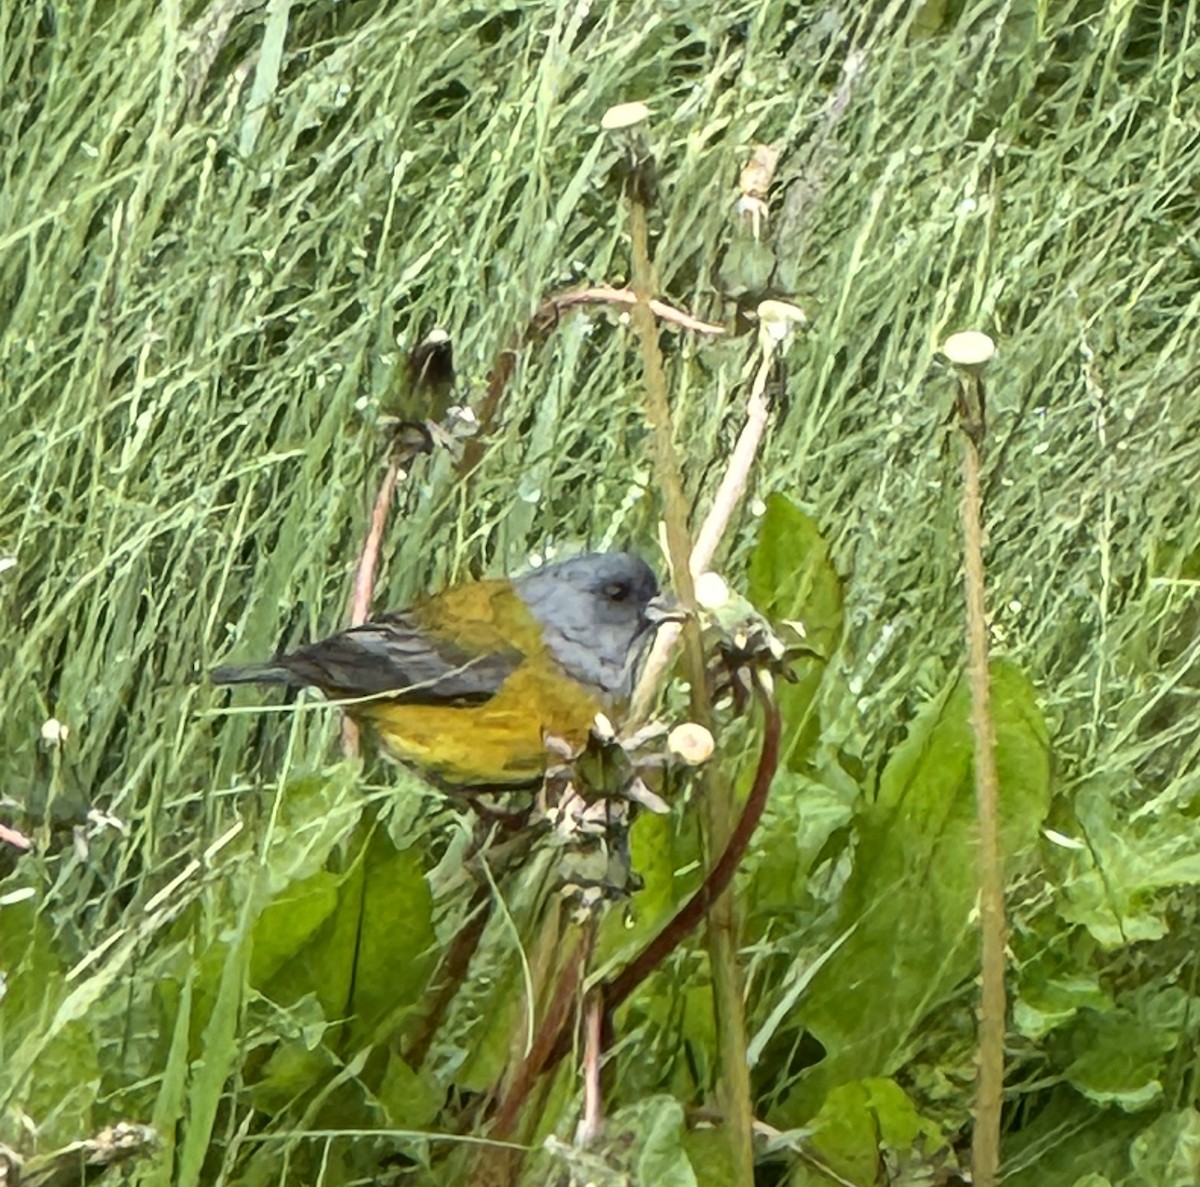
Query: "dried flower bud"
757 300 808 350
739 144 780 202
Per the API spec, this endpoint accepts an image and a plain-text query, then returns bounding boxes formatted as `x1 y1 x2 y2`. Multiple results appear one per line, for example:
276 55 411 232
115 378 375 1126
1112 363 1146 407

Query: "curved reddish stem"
605 684 781 1012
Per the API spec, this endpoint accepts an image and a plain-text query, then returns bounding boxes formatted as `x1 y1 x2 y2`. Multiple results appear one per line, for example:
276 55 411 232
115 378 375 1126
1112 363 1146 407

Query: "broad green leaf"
1063 987 1200 1112
247 1038 336 1114
0 893 100 1146
1060 782 1200 948
250 870 342 991
744 767 857 926
803 1078 946 1186
261 765 366 895
785 661 1050 1118
748 493 844 771
1001 1087 1143 1187
377 1050 442 1128
346 827 436 1042
1014 970 1111 1040
607 1095 698 1187
682 1128 736 1187
596 802 703 970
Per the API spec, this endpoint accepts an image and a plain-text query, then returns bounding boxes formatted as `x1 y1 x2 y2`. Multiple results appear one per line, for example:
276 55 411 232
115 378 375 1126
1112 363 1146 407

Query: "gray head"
514 552 662 701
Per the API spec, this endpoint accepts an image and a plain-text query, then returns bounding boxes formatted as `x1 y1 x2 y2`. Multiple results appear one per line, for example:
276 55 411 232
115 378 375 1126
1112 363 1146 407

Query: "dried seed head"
601 101 651 130
695 571 731 610
757 299 808 344
942 330 995 368
667 722 715 766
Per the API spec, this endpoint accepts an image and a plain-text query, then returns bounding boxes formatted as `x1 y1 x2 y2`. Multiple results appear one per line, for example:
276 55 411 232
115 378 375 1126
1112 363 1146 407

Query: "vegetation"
3 1 1199 1184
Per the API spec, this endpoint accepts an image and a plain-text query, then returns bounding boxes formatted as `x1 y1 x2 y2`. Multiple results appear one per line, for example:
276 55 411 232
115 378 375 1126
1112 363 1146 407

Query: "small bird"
212 552 669 787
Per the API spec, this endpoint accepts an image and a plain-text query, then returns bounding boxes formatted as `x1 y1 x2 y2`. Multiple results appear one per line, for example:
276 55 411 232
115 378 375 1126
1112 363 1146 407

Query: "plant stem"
960 393 1005 1187
605 678 781 1014
627 193 754 1187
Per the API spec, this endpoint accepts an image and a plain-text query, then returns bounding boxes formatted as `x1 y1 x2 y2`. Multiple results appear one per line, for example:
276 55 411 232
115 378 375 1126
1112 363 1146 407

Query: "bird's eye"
604 580 631 602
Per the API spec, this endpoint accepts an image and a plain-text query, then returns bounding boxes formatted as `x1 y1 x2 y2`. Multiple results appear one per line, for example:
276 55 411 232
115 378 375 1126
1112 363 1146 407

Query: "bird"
211 551 670 788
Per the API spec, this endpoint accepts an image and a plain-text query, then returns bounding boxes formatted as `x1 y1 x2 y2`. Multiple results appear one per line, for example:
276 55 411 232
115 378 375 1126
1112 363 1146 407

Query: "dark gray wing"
212 612 521 705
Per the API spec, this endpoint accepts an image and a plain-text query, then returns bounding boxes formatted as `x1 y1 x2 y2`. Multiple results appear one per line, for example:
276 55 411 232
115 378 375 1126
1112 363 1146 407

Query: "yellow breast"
359 657 606 786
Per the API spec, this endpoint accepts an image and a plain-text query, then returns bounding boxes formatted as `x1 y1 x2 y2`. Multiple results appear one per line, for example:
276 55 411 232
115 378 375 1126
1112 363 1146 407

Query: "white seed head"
601 102 651 130
694 571 731 610
757 300 808 341
942 330 996 368
667 722 715 766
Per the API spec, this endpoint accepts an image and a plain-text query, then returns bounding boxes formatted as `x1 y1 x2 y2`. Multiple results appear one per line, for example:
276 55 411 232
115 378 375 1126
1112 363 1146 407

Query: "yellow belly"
359 659 606 786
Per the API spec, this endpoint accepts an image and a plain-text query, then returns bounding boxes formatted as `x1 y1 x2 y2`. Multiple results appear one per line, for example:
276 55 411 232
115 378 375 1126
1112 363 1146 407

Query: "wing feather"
216 611 522 705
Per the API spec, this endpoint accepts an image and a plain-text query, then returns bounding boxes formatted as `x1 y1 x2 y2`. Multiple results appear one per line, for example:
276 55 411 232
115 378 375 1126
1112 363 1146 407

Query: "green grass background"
3 1 1200 1184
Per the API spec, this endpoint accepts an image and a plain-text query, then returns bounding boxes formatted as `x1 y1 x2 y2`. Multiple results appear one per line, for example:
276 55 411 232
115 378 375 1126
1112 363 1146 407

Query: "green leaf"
682 1128 736 1187
261 765 366 896
149 968 194 1187
748 494 844 770
0 892 100 1146
608 1095 698 1187
785 661 1050 1118
1060 782 1200 948
377 1051 442 1128
250 871 342 992
1001 1086 1146 1186
744 767 857 926
177 891 256 1187
1063 987 1200 1112
718 235 777 299
1130 1108 1200 1187
247 1038 336 1114
1014 971 1112 1040
805 1078 946 1186
346 827 437 1042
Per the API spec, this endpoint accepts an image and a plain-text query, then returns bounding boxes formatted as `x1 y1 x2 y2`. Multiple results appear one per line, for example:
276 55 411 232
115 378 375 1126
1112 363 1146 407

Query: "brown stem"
605 680 781 1013
487 928 592 1142
403 885 492 1069
458 285 724 477
580 992 605 1145
960 380 1005 1187
341 451 404 757
626 161 752 1186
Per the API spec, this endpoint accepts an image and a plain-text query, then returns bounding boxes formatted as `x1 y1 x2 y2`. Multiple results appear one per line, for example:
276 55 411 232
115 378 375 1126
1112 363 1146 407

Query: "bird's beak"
643 594 688 628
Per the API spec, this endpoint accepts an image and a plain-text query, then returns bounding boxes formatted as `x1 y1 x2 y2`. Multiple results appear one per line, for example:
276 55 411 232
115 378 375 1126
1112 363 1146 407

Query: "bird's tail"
210 661 298 687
